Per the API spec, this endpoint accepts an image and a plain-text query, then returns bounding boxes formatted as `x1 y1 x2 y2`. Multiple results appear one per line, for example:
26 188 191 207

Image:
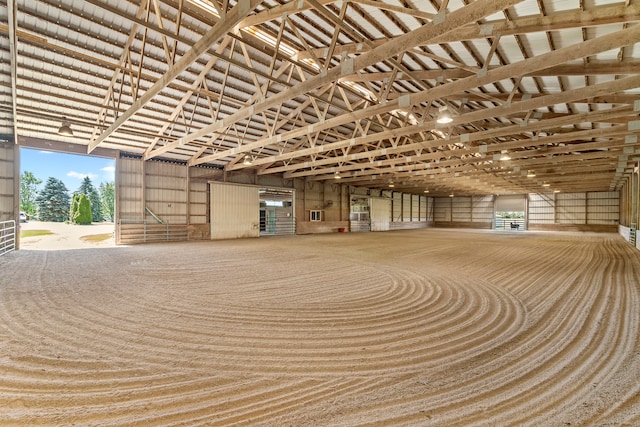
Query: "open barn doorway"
19 147 116 250
259 188 295 236
494 194 526 231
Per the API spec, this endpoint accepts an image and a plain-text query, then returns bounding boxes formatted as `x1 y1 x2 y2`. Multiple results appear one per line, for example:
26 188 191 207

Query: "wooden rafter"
88 0 264 152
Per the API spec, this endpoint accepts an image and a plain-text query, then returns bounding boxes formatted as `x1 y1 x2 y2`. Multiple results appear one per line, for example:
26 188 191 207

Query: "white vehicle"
19 212 28 223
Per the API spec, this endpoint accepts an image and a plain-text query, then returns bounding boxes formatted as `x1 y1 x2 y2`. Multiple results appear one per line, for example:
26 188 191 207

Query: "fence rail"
118 220 189 245
350 220 371 232
0 220 16 256
495 218 526 231
259 217 295 236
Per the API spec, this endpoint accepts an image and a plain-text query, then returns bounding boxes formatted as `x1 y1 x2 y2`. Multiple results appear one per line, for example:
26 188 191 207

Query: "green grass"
20 229 54 238
80 233 113 243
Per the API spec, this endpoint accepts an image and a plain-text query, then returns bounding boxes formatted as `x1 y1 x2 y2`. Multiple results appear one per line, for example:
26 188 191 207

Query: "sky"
20 148 116 193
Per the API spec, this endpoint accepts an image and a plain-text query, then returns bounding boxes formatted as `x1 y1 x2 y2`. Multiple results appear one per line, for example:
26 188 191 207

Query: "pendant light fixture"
58 118 73 136
436 106 453 124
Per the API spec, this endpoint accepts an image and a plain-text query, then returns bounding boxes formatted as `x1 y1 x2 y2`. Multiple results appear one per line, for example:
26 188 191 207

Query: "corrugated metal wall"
118 156 191 225
392 192 402 221
556 193 587 224
323 183 342 222
210 182 260 239
420 196 428 221
188 167 212 225
145 161 188 224
434 198 451 222
586 192 619 225
0 142 17 221
117 156 144 221
452 197 472 222
472 196 494 222
294 179 348 233
434 196 494 228
528 191 619 226
411 195 420 220
402 193 412 221
528 193 554 224
495 194 526 212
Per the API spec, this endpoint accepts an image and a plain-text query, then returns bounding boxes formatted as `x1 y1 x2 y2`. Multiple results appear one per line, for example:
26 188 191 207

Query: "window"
310 210 322 221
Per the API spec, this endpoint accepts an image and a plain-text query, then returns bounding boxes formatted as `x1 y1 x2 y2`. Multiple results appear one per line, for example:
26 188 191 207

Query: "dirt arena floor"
18 221 115 250
1 228 639 426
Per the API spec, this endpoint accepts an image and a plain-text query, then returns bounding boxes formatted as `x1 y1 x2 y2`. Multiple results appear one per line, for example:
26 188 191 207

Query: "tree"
77 176 103 222
73 194 93 225
99 182 115 222
69 193 80 222
20 171 42 217
36 177 70 222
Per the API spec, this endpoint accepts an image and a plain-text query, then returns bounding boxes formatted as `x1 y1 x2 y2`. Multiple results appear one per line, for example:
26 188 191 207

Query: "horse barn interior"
2 0 640 425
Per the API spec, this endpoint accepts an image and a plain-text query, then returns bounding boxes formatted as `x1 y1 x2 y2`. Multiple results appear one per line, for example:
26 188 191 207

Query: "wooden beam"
146 0 523 159
7 0 18 143
348 0 435 21
296 3 640 60
89 0 150 143
255 75 640 176
87 0 263 153
283 133 633 180
143 36 233 159
238 0 336 28
223 24 640 170
341 61 640 83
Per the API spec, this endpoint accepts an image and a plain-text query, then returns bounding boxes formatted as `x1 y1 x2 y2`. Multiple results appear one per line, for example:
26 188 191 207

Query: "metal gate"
0 220 16 256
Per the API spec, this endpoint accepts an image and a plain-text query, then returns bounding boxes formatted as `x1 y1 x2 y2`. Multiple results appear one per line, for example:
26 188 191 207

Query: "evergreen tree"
20 171 42 217
77 176 103 222
69 193 80 222
73 194 92 225
99 182 115 222
36 177 70 222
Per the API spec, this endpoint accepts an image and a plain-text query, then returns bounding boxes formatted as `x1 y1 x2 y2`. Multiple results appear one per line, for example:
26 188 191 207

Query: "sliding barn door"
210 183 260 239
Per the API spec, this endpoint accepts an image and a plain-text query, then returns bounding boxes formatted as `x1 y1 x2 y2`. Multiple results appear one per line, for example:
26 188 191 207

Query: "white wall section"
370 198 391 231
210 182 260 239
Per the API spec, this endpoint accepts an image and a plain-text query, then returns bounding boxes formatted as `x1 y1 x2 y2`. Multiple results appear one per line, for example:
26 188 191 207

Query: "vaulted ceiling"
1 0 639 196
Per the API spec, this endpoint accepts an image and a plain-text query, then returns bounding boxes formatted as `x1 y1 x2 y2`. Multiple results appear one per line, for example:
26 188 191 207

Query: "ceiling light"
436 106 453 124
554 190 560 193
334 171 341 179
449 193 454 198
542 182 551 187
58 119 73 136
424 189 429 193
500 152 511 161
243 155 252 165
527 170 536 178
388 181 395 188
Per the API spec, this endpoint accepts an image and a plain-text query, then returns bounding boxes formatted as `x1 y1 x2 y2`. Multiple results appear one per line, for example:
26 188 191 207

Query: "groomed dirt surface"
1 228 639 426
19 221 115 250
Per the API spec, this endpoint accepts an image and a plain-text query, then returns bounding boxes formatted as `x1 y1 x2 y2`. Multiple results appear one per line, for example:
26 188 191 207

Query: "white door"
210 183 260 239
370 198 391 231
